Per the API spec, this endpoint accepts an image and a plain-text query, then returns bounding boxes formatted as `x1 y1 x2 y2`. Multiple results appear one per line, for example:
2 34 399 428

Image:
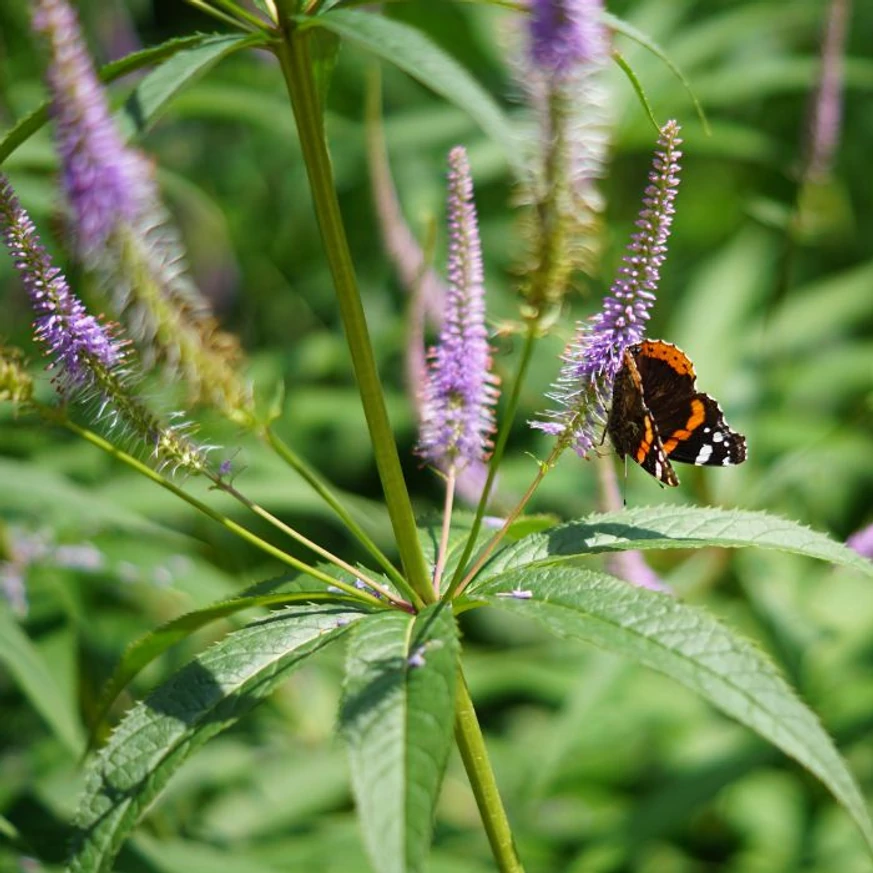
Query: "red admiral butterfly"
607 339 747 487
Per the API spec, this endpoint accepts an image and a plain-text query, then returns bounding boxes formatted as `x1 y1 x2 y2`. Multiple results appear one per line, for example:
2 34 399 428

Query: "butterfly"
606 339 747 486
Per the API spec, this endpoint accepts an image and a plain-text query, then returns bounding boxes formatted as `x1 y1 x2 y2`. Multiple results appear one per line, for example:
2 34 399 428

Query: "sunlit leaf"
67 605 366 873
477 566 873 853
474 506 873 586
341 605 459 873
304 9 523 178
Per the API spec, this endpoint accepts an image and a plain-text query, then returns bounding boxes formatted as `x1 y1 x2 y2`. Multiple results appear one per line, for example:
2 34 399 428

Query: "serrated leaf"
67 605 366 873
475 506 873 586
305 9 523 178
88 589 355 750
477 566 873 854
117 33 266 139
341 605 459 873
0 35 205 162
0 601 83 755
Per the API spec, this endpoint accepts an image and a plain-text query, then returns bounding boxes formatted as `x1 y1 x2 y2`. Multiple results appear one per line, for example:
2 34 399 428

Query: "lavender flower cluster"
533 120 683 457
0 176 124 394
418 147 499 472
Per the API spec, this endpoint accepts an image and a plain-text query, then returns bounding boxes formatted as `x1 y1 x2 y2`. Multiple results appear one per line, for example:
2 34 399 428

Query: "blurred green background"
1 0 872 870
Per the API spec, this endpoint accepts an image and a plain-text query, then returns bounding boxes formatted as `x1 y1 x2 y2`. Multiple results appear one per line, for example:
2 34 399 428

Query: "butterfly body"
607 339 747 487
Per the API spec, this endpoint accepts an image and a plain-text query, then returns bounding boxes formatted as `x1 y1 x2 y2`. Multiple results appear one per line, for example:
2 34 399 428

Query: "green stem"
212 476 410 610
273 14 433 605
59 418 383 609
454 670 524 873
208 0 272 30
445 323 539 600
264 427 414 600
432 466 456 597
184 0 258 31
455 444 559 598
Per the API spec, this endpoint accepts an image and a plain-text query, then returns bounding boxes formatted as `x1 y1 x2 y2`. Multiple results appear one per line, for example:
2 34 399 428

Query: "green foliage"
68 605 366 873
305 9 524 178
1 0 873 871
474 566 873 851
475 506 873 583
341 605 459 873
0 600 83 754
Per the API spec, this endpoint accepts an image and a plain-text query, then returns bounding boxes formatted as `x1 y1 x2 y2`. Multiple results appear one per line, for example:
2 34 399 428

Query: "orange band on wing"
635 417 654 463
663 398 706 455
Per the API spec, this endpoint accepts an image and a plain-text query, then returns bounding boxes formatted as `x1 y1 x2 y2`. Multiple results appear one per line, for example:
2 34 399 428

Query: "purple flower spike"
528 0 607 79
532 121 683 457
584 119 682 379
32 0 149 261
807 0 849 182
0 175 123 393
418 147 499 470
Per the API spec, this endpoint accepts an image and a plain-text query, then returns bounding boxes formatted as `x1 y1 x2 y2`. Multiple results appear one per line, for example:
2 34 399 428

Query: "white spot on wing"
695 444 713 464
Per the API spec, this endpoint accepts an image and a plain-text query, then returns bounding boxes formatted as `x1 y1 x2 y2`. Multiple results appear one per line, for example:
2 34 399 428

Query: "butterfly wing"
630 340 747 467
607 349 679 486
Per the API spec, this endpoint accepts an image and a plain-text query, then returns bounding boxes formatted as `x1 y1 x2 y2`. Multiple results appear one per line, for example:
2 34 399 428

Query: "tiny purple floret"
0 175 123 393
495 589 533 599
407 646 427 669
418 147 499 470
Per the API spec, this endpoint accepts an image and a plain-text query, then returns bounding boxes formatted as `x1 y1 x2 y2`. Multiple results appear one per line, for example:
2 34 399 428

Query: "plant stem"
211 475 410 610
273 15 433 605
184 0 257 31
60 418 383 609
455 446 559 598
432 466 456 597
454 670 524 873
445 322 539 600
264 426 414 600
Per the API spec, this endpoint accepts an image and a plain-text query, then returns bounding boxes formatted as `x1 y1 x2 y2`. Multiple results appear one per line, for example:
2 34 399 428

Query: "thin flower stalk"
514 0 611 312
60 417 388 610
0 175 210 476
532 120 683 459
366 74 447 327
806 0 850 183
33 0 251 422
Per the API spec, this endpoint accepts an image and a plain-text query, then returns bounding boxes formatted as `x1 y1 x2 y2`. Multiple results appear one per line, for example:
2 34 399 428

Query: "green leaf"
475 506 873 586
0 33 264 164
341 605 459 873
67 604 366 873
611 50 660 133
117 33 267 140
604 11 710 135
87 589 359 750
0 35 204 163
0 457 173 538
0 601 83 755
476 566 873 854
305 9 523 178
